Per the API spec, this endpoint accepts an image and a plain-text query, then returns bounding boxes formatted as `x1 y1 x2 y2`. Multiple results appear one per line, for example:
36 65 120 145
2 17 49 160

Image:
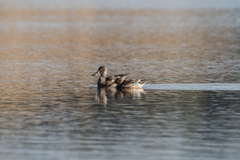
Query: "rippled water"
1 1 240 160
1 86 240 160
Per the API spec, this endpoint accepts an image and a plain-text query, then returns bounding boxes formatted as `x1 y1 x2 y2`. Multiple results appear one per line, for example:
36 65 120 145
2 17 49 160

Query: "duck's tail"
138 82 146 88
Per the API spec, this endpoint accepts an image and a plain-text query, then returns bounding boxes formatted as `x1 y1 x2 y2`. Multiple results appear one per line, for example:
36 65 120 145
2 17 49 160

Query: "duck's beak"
92 71 99 76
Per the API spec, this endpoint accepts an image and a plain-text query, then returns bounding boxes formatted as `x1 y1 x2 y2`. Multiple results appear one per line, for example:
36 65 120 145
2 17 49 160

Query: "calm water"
1 1 240 160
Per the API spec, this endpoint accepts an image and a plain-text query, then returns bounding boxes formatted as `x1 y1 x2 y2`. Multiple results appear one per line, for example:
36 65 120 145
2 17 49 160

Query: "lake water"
0 1 240 160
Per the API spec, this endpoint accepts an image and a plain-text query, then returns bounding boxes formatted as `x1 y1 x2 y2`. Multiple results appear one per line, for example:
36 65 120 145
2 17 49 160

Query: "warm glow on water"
0 1 240 160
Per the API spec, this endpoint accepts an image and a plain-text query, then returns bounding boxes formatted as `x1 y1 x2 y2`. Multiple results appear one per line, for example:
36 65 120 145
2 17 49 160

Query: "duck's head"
92 66 107 76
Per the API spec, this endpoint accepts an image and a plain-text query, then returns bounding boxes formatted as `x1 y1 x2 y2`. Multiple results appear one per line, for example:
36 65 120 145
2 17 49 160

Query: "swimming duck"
92 66 128 87
92 66 145 88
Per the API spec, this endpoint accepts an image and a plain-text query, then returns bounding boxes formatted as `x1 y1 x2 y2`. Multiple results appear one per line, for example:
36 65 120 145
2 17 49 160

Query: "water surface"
1 1 240 160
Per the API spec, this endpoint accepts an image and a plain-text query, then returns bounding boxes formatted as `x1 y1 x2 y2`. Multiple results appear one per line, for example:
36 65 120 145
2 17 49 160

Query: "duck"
92 66 128 87
92 66 145 88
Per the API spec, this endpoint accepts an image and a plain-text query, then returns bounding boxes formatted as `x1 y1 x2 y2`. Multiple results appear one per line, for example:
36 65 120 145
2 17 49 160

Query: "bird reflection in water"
96 87 146 107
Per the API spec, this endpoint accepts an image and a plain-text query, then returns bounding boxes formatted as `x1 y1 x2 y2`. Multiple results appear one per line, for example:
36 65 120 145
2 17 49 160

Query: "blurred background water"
0 0 240 160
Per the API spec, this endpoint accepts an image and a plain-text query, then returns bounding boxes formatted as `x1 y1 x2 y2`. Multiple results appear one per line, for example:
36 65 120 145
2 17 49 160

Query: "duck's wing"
114 74 128 77
106 75 115 81
106 74 128 87
120 79 135 87
120 79 145 88
115 78 122 85
106 76 117 86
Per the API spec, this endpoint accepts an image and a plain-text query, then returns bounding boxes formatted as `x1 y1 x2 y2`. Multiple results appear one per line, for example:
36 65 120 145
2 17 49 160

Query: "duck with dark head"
92 66 145 88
